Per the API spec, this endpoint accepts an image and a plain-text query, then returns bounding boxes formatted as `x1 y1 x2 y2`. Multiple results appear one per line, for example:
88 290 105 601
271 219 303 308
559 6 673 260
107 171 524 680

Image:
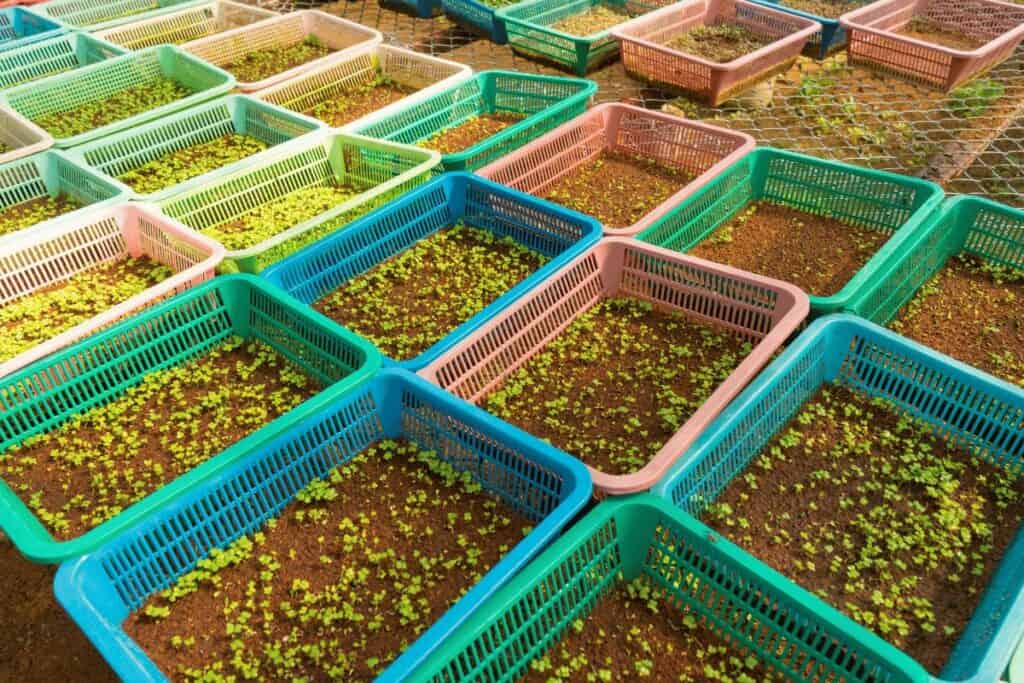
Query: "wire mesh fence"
245 0 1024 207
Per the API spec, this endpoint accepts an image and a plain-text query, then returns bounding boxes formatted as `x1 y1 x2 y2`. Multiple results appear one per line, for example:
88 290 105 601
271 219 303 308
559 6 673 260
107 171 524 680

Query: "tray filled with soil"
0 275 380 563
749 0 868 56
0 202 224 377
479 103 754 236
35 0 203 31
263 172 601 371
257 43 471 131
0 46 234 149
0 32 126 91
637 146 944 315
840 0 1024 90
612 0 820 105
355 70 596 172
55 369 590 681
158 131 440 274
421 237 808 495
67 95 322 202
497 0 674 74
657 314 1024 682
183 10 381 92
439 0 530 43
94 0 278 50
0 6 64 53
0 150 122 244
853 195 1024 389
408 495 920 682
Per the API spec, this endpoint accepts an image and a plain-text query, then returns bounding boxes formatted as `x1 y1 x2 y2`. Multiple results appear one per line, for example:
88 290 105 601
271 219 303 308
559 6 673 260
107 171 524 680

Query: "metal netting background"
250 0 1023 207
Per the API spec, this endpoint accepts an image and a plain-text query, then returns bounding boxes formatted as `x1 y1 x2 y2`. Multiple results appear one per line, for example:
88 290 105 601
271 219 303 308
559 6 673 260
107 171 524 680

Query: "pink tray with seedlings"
419 237 809 496
840 0 1024 90
0 202 224 377
612 0 820 105
477 103 754 236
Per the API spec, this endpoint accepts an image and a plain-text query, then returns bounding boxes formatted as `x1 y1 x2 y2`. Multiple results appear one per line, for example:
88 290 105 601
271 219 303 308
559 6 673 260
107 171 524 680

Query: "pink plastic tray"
477 103 754 237
840 0 1024 90
0 202 224 377
419 237 809 496
612 0 820 105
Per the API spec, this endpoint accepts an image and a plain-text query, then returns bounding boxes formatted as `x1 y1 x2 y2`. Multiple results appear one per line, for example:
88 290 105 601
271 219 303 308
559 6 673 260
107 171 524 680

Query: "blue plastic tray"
654 314 1024 683
261 172 602 371
382 0 440 19
747 0 850 58
440 0 512 43
0 7 64 53
55 368 592 682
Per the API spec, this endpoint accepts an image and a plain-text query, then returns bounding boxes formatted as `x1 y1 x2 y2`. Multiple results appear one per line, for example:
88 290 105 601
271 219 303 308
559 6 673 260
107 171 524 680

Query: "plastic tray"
256 43 473 132
440 0 526 43
407 494 925 683
353 70 597 172
0 149 122 245
852 194 1024 326
498 0 675 75
34 0 206 31
0 274 381 562
0 45 235 149
655 313 1024 682
184 10 382 93
158 130 441 274
636 146 945 316
612 0 820 105
262 172 602 371
55 368 592 680
478 103 755 236
840 0 1024 91
420 236 808 495
0 31 126 92
0 7 64 52
382 0 439 19
93 0 277 50
0 104 52 165
67 94 323 203
0 201 224 377
749 0 855 57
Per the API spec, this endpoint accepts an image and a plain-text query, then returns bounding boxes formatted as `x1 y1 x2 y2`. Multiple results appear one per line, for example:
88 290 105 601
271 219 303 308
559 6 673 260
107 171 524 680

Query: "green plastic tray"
851 194 1024 326
0 274 381 563
636 147 945 316
498 0 671 75
409 495 925 682
158 130 441 273
0 31 126 91
35 0 206 31
352 70 596 172
0 45 235 148
67 94 323 202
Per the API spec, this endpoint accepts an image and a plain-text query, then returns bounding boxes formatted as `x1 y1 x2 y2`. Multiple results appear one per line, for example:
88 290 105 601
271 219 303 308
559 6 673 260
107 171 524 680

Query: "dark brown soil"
778 0 866 18
0 337 320 540
667 22 775 63
705 383 1024 674
314 224 546 360
419 112 525 154
689 201 891 297
542 151 694 229
0 534 117 683
484 297 752 476
0 194 83 237
306 75 417 127
521 575 784 682
892 253 1024 387
125 439 534 681
897 17 987 51
224 38 334 83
